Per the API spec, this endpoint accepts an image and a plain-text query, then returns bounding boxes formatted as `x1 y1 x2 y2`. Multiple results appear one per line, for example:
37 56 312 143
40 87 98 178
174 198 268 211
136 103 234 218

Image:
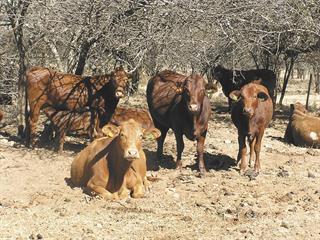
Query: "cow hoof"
239 169 246 175
199 168 206 178
244 169 259 180
175 161 182 171
98 193 113 200
132 191 144 198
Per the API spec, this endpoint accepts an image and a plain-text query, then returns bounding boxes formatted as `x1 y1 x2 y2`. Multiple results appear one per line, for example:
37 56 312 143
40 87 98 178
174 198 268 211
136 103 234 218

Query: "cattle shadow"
270 135 287 144
144 149 176 171
186 152 237 171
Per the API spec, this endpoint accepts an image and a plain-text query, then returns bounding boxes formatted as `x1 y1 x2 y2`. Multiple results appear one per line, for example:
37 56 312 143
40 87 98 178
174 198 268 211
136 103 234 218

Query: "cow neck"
108 136 132 183
89 74 112 92
183 97 203 134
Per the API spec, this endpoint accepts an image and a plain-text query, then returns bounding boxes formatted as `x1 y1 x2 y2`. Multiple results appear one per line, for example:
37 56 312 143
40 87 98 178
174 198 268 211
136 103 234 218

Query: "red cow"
229 83 273 174
26 66 129 148
147 70 211 176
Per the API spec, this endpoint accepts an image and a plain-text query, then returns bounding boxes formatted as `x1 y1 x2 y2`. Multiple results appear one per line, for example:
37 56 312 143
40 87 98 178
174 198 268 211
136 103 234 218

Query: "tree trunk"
74 40 93 75
130 68 140 94
315 70 320 94
279 56 296 106
306 74 313 110
6 1 30 137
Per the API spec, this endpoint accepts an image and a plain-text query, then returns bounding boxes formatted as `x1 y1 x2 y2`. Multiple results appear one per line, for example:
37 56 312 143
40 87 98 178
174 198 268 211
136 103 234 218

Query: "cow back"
147 70 186 120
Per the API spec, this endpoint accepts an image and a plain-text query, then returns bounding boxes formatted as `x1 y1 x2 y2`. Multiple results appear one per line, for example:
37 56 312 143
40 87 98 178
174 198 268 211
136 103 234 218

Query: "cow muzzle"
124 148 140 160
188 104 199 114
243 107 254 117
115 90 124 98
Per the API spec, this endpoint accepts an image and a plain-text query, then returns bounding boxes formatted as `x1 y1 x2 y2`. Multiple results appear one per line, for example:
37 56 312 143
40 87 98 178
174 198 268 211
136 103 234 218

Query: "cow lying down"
70 119 160 200
284 102 320 148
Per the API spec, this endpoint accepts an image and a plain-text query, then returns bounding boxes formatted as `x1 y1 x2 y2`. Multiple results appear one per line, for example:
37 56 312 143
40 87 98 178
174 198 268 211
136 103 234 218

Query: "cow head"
182 74 206 115
290 102 308 116
212 65 227 83
229 83 269 118
102 119 161 161
110 66 130 99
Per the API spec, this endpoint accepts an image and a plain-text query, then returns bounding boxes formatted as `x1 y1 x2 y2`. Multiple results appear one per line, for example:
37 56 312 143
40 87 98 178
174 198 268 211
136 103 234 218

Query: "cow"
0 111 3 122
25 66 129 148
212 65 276 110
42 107 154 152
146 70 211 176
229 83 273 174
70 119 161 200
284 102 320 148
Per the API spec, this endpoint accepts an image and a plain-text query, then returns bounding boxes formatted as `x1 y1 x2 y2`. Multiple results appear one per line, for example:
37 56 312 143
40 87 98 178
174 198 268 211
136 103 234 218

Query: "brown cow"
229 83 273 174
146 70 211 176
70 119 161 200
212 65 276 110
284 102 320 148
26 66 129 148
42 107 153 152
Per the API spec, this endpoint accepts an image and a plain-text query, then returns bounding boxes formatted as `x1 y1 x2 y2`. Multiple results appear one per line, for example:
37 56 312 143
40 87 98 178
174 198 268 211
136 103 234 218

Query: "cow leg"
174 131 184 170
26 104 42 148
143 176 151 192
248 137 256 167
87 179 113 200
156 127 168 160
197 133 207 177
237 131 247 174
228 98 232 112
131 176 145 198
254 132 264 173
58 131 66 154
118 183 130 200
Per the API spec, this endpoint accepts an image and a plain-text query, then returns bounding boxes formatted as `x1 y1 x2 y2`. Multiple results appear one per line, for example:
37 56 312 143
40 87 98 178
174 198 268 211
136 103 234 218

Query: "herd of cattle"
1 65 319 200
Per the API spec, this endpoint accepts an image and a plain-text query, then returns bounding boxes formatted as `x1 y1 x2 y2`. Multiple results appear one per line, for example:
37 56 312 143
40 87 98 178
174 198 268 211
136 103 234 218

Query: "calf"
284 102 320 148
229 83 273 174
212 65 276 110
147 70 211 176
70 119 160 200
42 107 153 152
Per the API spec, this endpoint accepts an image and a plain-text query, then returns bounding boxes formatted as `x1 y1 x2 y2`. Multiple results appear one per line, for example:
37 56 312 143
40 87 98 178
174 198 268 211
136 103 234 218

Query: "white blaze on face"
309 132 319 141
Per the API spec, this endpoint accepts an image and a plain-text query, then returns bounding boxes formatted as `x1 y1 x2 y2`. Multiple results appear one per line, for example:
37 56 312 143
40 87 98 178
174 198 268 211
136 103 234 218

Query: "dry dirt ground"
0 86 320 240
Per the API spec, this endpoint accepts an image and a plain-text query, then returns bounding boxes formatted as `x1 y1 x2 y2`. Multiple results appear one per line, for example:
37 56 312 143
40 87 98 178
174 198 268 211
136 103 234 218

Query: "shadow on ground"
186 152 237 172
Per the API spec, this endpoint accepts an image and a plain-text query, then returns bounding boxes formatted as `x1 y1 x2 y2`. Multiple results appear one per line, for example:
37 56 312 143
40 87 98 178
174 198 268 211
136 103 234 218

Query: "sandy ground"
0 85 320 240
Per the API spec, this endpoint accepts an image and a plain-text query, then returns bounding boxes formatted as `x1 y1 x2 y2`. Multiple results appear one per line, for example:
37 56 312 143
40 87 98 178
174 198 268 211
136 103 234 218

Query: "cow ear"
229 90 241 102
257 92 269 102
102 124 120 138
143 128 161 140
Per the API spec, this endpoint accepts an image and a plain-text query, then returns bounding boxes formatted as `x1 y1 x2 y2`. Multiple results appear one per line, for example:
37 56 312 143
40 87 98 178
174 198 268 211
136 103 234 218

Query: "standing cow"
25 66 129 148
212 65 276 110
229 83 273 174
147 70 211 176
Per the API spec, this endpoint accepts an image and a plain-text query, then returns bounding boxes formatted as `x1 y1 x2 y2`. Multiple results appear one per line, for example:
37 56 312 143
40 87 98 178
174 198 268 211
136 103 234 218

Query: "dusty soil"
1 86 320 240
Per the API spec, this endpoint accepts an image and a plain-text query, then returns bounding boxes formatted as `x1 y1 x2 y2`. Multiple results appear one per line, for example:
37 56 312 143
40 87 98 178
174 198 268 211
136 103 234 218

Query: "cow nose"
127 148 139 158
115 91 124 98
189 104 198 112
243 107 253 116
